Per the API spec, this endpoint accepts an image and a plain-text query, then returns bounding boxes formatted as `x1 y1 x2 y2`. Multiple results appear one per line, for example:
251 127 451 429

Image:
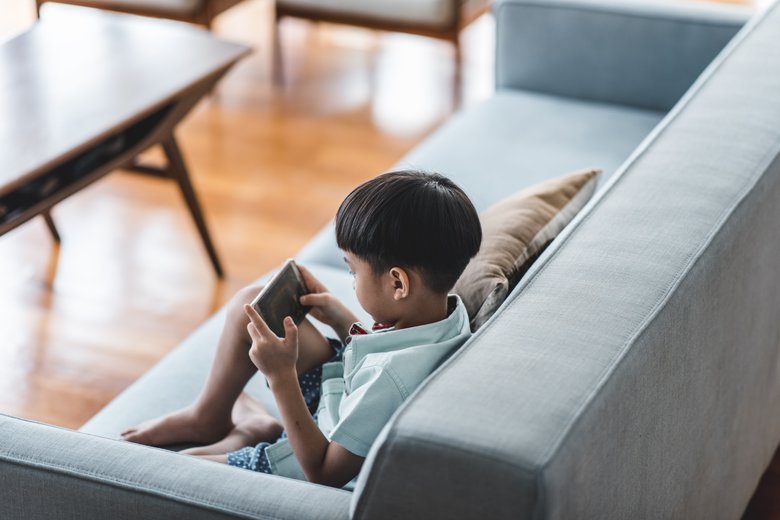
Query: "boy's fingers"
297 264 326 292
243 304 276 338
247 323 259 341
297 264 313 285
283 317 298 347
297 263 312 279
300 293 329 306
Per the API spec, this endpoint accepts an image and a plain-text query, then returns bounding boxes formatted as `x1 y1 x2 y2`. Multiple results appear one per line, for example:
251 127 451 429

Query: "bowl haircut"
335 170 482 293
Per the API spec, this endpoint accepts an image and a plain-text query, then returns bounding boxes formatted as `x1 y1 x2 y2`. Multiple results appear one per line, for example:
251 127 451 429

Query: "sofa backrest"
351 1 780 518
495 0 749 111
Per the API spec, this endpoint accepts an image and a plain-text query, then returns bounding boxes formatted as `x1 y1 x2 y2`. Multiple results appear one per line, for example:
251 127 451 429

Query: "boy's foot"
121 406 232 447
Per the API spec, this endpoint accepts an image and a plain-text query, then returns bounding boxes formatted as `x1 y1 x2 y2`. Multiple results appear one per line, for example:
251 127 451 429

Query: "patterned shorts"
226 338 343 473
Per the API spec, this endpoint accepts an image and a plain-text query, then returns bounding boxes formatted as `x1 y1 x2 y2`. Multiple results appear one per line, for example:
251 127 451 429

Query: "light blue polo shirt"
265 295 471 481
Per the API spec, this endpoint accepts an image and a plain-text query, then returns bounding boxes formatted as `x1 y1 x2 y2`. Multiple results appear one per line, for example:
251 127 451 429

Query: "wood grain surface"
0 5 249 194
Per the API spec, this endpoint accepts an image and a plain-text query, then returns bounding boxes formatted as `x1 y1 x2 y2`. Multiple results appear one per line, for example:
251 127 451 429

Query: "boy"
122 170 482 488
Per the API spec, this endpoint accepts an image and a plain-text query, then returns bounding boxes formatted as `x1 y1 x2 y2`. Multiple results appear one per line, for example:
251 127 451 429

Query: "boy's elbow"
303 463 359 488
304 468 343 488
302 442 364 487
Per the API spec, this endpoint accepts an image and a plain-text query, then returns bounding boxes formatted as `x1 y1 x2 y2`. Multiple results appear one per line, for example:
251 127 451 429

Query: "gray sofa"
3 0 777 517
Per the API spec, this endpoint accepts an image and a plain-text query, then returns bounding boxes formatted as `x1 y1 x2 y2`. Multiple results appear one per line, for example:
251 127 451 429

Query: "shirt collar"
344 295 469 358
348 296 460 338
348 321 395 336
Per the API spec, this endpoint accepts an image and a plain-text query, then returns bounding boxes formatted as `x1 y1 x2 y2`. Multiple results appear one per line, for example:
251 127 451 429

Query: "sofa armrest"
0 415 350 520
494 0 750 111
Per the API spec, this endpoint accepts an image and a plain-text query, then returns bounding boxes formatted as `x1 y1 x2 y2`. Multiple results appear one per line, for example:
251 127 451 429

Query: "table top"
0 5 251 195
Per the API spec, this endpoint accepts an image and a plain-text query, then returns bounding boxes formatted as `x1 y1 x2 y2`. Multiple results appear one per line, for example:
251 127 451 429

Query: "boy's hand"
244 304 298 381
298 264 359 342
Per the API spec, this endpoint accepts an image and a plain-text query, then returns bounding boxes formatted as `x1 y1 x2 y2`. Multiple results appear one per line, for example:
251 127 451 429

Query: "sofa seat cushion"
80 264 370 438
297 90 665 270
277 0 458 28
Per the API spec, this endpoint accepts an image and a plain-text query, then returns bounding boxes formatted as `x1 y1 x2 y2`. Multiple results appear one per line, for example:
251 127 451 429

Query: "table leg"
162 134 224 278
42 210 61 243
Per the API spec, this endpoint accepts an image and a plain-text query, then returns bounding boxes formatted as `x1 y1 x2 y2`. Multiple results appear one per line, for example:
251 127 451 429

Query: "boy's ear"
389 267 410 300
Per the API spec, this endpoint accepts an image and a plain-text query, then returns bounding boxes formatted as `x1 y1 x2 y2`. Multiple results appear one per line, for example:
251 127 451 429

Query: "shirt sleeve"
327 363 405 458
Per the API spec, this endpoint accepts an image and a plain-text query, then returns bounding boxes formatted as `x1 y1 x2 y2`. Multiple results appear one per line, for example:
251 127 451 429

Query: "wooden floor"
0 0 494 428
1 0 778 517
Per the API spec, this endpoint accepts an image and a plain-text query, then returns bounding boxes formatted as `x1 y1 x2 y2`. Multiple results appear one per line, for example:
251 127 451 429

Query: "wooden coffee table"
0 6 251 277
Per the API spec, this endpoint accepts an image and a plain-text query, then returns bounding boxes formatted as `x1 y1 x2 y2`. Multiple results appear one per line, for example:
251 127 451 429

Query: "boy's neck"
392 293 450 330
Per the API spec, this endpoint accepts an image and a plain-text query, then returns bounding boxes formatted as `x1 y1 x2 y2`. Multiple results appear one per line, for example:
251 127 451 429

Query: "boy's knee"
228 284 264 317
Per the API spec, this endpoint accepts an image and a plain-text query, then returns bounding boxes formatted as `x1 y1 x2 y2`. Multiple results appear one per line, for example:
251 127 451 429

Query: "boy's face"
343 251 396 325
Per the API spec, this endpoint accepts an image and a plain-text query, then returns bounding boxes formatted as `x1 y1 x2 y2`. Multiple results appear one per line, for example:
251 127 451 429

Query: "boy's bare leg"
121 283 336 446
181 393 282 456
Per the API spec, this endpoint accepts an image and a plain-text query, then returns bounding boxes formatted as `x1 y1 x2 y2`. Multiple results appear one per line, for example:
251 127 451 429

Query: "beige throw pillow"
454 168 601 330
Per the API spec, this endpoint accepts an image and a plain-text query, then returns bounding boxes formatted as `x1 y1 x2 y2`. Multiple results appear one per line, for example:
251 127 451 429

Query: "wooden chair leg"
272 13 285 86
42 210 61 243
453 36 463 108
203 5 213 30
35 0 44 18
162 135 225 278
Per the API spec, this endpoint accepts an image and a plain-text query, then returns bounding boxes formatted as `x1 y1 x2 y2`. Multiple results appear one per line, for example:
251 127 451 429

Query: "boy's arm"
269 371 364 486
244 305 364 487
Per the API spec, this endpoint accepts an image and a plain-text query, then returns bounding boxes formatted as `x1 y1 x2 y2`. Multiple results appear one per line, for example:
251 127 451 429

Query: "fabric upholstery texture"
351 1 780 517
495 0 750 111
297 91 664 270
1 415 351 519
454 168 600 330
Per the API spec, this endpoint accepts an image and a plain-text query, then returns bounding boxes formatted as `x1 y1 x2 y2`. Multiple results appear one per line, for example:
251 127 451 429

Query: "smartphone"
250 259 311 337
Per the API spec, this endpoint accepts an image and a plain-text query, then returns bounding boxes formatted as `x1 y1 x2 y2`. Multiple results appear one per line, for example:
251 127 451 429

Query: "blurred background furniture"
273 0 492 96
0 6 250 277
34 0 247 27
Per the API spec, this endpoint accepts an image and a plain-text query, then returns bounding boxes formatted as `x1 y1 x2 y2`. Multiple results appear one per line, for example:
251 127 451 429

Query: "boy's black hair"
335 170 481 293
